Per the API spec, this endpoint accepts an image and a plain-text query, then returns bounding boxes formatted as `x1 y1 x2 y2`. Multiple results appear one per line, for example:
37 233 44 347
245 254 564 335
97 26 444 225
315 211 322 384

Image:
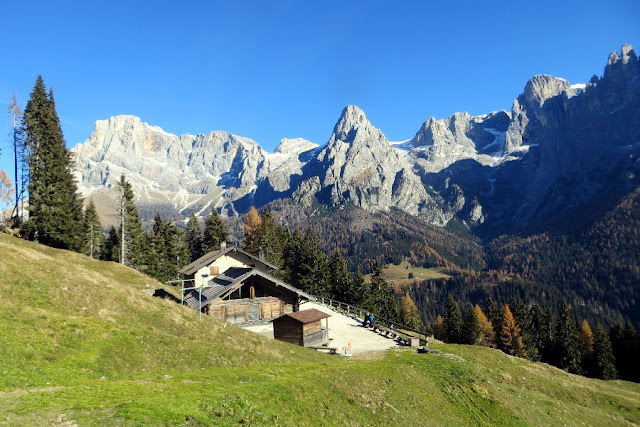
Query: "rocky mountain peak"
274 138 318 155
522 75 572 107
331 105 373 142
621 44 638 64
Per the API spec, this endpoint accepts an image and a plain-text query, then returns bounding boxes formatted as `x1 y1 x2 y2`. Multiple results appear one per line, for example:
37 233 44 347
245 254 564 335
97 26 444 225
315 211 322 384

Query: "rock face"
73 44 640 234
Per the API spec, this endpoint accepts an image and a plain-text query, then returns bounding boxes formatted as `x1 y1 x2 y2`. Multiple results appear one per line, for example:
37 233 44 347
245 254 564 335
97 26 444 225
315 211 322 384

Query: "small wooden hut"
273 308 331 347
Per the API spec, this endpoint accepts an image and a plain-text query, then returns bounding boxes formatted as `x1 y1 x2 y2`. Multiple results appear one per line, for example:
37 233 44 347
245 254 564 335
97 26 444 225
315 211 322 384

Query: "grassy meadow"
0 233 638 426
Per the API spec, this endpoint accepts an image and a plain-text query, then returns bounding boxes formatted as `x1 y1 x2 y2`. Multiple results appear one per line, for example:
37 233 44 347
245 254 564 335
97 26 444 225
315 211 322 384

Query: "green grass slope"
1 233 639 426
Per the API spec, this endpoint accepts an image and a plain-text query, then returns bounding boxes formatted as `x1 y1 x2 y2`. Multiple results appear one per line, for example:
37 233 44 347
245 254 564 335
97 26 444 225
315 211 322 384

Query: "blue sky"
0 0 638 178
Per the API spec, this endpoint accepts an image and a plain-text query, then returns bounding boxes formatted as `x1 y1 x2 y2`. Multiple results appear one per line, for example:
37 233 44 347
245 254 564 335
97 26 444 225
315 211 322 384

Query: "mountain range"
73 44 640 236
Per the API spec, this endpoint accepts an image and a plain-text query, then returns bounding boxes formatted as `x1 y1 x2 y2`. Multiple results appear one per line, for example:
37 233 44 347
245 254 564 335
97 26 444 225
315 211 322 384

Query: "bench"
308 346 338 354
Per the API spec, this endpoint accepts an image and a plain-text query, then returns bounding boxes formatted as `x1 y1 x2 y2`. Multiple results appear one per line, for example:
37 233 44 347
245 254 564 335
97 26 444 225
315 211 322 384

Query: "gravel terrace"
243 301 400 357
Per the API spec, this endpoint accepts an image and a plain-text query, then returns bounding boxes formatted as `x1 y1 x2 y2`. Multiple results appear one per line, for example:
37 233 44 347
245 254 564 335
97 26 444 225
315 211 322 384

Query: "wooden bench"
308 346 338 354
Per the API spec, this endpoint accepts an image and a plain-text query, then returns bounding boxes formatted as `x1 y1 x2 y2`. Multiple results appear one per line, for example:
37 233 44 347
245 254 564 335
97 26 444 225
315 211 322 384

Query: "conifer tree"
101 226 120 261
298 228 329 296
185 213 203 262
444 295 463 344
593 324 617 380
580 319 595 375
369 261 399 321
530 304 555 363
202 208 227 254
329 249 350 302
22 76 83 250
258 207 286 267
82 199 104 259
474 305 495 347
512 298 539 361
346 267 367 307
462 306 481 345
242 206 262 254
401 294 424 330
7 94 24 221
486 297 503 342
433 314 446 341
554 300 583 374
500 304 526 357
116 175 144 268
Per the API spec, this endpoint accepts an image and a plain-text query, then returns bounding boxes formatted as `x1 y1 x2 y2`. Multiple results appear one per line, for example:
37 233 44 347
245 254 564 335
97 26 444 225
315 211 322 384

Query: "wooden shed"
273 308 331 347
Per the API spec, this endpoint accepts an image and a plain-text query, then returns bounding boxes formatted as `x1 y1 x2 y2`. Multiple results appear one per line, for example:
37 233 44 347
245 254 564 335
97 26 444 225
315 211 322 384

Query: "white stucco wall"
194 254 246 287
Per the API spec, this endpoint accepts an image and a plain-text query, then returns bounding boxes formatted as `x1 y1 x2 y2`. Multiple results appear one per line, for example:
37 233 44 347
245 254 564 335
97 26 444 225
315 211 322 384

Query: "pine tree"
500 304 526 357
185 213 203 262
530 304 555 363
444 295 463 344
82 199 104 259
474 305 495 347
22 76 83 250
593 324 617 380
116 175 144 268
242 206 262 254
462 306 481 345
299 228 329 296
329 249 350 302
202 208 227 254
554 300 583 374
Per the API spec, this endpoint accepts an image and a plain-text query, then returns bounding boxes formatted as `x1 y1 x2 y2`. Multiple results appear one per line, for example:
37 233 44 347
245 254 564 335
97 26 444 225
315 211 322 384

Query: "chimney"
258 249 265 260
220 241 227 250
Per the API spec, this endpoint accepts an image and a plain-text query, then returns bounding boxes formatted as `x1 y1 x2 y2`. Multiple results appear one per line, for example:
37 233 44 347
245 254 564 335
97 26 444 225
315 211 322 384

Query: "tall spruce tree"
185 213 203 262
82 199 104 259
329 249 351 302
116 175 145 268
593 324 617 380
22 76 83 249
462 306 481 345
258 207 286 267
444 295 463 344
369 262 399 322
554 300 583 374
101 226 120 262
202 208 227 254
346 267 367 307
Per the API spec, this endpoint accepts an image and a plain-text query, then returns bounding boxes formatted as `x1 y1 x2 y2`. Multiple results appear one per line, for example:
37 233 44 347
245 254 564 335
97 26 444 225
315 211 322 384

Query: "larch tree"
500 304 526 357
0 170 14 226
242 206 262 254
22 76 83 250
202 208 227 254
433 314 446 341
401 293 423 330
474 305 495 347
7 94 24 220
82 199 104 259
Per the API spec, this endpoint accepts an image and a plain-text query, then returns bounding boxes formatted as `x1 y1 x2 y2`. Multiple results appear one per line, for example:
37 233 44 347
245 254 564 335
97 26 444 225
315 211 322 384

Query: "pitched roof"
182 268 314 311
178 246 277 276
280 308 331 324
